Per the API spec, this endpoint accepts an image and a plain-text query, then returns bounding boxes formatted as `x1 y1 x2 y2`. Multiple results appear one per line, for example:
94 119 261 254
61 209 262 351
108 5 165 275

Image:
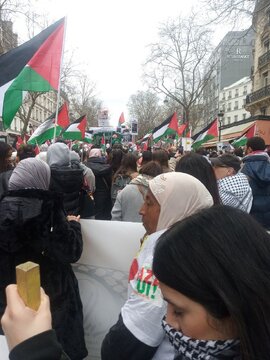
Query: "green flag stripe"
62 131 83 141
3 66 53 129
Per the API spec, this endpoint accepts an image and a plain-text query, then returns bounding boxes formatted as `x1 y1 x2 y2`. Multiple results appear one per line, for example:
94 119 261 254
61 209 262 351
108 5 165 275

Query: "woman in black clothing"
0 158 87 360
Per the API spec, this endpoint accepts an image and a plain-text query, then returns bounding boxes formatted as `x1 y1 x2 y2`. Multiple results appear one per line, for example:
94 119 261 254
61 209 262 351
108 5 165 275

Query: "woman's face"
160 282 234 340
6 149 12 168
139 189 160 235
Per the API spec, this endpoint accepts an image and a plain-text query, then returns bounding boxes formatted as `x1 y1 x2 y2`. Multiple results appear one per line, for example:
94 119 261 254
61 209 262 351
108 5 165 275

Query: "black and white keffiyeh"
218 172 253 213
162 320 240 360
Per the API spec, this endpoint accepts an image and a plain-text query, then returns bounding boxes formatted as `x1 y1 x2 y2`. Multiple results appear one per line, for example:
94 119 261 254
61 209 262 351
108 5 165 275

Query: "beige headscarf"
149 172 213 232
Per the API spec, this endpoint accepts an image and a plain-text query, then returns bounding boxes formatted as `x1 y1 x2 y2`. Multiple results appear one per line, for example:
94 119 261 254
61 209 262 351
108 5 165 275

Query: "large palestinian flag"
232 123 256 147
28 103 69 145
62 115 87 141
152 112 178 142
0 18 65 129
192 119 218 149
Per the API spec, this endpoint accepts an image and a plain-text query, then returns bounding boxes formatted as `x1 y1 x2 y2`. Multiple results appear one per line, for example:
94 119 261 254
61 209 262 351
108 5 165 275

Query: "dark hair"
113 153 137 180
209 151 218 158
246 136 265 151
175 153 220 205
141 151 152 166
195 147 207 156
17 144 36 161
139 161 163 177
233 147 243 158
153 205 270 360
152 149 169 168
0 142 12 173
109 149 124 174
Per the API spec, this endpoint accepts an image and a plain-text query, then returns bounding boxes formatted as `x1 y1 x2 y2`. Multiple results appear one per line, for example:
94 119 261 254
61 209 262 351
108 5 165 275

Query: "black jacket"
242 153 270 229
9 330 70 360
86 157 112 220
0 189 87 360
50 167 84 216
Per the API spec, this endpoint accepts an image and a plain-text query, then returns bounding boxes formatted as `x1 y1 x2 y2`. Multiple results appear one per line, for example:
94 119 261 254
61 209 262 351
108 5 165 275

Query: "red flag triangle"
78 116 87 139
57 103 69 128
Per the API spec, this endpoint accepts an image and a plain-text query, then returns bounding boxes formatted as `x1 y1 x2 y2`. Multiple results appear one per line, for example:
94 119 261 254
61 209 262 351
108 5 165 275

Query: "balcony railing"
258 50 270 68
246 85 270 104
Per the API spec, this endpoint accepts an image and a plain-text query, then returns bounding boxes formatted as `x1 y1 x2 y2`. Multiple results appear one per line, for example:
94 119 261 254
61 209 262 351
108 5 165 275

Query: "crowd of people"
0 136 270 359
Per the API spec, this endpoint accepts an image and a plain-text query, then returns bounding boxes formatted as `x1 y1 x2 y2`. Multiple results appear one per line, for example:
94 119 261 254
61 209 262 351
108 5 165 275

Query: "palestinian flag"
0 18 65 129
232 123 256 148
62 115 87 141
192 119 218 150
152 112 178 142
83 132 93 144
28 103 69 145
178 123 187 136
118 112 125 126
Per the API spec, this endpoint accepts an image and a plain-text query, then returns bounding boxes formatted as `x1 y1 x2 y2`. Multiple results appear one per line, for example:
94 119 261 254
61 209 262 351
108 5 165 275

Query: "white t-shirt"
121 229 175 359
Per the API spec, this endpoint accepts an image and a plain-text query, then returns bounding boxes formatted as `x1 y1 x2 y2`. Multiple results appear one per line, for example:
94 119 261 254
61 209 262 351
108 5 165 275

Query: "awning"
202 121 255 147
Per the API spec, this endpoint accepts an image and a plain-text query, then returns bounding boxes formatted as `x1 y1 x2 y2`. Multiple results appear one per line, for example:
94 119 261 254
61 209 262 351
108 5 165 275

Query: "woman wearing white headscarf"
0 158 88 360
102 172 213 360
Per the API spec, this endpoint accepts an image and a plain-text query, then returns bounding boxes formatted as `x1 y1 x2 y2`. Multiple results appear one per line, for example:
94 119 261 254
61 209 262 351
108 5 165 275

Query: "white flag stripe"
153 124 168 140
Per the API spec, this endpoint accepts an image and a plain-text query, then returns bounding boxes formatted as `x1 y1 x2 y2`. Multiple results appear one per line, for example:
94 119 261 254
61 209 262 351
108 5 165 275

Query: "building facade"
246 0 270 116
219 77 252 126
202 28 255 129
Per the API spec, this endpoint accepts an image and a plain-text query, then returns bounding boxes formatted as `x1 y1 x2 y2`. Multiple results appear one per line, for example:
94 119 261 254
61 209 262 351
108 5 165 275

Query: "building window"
243 114 246 120
228 91 232 99
227 103 231 111
267 10 270 25
222 92 225 100
262 71 268 87
243 86 247 95
260 107 267 115
234 115 238 122
264 38 270 52
235 89 239 97
234 101 238 110
243 98 246 108
227 117 231 124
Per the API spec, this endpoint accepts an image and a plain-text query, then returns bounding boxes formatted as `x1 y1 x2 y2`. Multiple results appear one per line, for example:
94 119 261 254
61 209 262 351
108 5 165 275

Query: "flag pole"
53 17 67 143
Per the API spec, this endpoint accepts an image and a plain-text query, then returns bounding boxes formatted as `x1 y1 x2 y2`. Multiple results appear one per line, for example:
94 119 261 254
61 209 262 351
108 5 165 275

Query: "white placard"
74 220 144 360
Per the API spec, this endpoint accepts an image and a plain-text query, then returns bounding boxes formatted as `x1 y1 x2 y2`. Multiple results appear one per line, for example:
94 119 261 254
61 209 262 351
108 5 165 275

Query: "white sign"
98 119 110 127
74 220 144 360
182 137 192 151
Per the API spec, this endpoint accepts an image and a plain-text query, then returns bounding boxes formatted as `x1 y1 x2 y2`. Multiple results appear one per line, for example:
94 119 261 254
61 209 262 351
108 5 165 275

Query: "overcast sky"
14 0 250 125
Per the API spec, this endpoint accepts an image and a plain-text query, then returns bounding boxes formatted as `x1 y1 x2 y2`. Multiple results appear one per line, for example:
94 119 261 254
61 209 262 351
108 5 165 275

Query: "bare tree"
127 90 165 139
69 74 102 128
17 92 43 138
200 0 255 26
143 14 214 130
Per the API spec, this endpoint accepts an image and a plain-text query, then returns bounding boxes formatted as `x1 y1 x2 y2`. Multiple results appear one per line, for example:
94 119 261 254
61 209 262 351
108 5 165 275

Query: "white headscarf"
149 172 213 232
9 158 51 191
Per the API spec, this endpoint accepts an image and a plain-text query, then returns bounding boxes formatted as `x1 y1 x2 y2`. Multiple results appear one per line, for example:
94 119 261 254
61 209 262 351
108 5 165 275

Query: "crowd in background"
1 136 270 359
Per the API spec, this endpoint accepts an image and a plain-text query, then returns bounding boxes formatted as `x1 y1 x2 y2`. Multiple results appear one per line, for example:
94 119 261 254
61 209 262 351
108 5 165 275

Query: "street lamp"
218 110 224 142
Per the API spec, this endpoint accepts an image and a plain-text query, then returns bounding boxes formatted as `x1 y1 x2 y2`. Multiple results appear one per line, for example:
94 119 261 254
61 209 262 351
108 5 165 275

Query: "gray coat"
111 183 143 222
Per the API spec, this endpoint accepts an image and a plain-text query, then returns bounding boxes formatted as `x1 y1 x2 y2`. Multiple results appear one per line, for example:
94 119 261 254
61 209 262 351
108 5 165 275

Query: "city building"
219 76 252 126
245 0 270 118
202 28 255 129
